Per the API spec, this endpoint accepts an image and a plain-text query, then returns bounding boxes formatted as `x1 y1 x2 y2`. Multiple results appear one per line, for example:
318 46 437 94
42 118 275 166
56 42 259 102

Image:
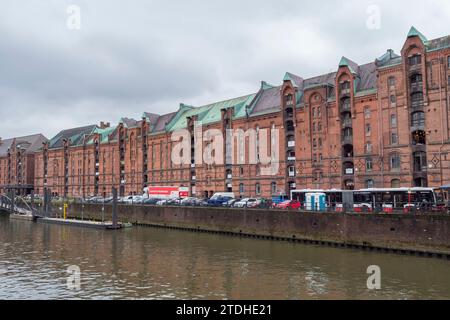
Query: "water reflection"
0 215 449 299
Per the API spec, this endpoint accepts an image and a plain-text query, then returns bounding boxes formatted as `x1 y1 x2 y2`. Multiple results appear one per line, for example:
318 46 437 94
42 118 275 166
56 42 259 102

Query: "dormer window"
340 81 350 90
285 94 293 105
409 54 422 66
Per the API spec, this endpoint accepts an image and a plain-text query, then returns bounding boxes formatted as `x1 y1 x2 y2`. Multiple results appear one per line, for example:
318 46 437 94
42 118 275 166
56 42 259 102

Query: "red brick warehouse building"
28 27 450 198
0 134 48 195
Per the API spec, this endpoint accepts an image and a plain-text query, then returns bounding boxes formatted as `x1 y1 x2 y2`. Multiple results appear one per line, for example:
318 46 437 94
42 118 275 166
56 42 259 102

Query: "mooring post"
43 188 48 217
112 187 118 227
11 190 15 213
44 188 52 217
31 191 35 215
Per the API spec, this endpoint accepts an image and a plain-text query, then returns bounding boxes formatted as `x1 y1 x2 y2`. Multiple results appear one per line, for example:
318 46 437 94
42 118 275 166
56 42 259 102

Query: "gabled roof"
165 94 256 132
339 56 359 74
49 125 97 149
303 72 336 90
0 134 48 156
355 62 377 92
86 126 116 145
407 26 428 44
120 117 139 128
283 72 304 88
142 112 160 126
251 85 281 115
426 34 450 51
375 49 402 68
151 111 178 133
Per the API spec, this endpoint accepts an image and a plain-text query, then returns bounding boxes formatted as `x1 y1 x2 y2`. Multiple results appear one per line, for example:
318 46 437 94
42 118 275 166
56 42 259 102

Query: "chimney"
99 121 110 129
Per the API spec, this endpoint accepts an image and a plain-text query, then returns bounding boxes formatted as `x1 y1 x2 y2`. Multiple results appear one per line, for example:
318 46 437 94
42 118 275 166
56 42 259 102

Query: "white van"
211 192 235 199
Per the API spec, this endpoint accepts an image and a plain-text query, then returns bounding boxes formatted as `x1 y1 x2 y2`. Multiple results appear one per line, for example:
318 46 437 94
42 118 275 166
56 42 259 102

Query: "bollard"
112 187 118 227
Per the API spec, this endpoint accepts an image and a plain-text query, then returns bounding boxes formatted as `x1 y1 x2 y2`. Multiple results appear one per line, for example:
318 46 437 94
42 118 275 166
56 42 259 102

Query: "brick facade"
4 27 450 199
0 134 48 194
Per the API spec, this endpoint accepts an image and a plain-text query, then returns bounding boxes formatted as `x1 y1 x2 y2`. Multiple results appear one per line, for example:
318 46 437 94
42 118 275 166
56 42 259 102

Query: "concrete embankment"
68 203 450 257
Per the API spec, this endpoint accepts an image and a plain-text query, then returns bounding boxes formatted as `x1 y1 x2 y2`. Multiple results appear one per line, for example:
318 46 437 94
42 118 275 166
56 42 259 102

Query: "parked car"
143 198 162 205
222 199 238 207
180 197 202 206
274 200 301 210
86 196 102 203
156 199 169 206
167 198 183 206
123 196 144 204
207 196 233 207
255 198 273 209
234 198 257 208
246 198 262 208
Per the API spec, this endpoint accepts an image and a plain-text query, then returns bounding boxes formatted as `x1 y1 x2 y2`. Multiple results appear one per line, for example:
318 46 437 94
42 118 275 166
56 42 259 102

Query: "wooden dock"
9 214 35 221
37 217 122 229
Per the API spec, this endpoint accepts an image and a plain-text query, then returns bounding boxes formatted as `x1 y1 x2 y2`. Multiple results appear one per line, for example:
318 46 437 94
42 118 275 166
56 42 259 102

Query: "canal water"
1 214 450 300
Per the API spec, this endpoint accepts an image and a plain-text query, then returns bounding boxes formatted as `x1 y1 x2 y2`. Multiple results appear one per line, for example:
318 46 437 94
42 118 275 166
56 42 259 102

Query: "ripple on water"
1 218 450 299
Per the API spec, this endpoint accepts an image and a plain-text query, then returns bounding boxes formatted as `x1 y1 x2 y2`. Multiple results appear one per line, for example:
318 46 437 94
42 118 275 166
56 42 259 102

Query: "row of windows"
365 179 404 188
238 182 277 195
237 176 407 193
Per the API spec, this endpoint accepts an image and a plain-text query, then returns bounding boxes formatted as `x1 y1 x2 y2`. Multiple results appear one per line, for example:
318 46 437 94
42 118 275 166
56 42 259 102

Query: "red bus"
143 186 189 199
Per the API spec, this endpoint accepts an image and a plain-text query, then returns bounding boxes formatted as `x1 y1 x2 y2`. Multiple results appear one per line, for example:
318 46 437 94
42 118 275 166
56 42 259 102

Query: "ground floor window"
391 179 401 188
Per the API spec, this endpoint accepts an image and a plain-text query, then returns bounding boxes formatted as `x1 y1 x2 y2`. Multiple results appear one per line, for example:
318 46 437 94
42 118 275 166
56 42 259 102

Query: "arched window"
239 183 244 194
391 179 401 188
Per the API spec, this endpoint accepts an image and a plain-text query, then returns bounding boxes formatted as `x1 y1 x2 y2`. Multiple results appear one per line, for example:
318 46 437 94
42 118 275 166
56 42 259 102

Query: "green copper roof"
339 56 357 74
283 72 298 87
165 94 255 132
407 26 428 44
261 81 275 90
86 126 116 145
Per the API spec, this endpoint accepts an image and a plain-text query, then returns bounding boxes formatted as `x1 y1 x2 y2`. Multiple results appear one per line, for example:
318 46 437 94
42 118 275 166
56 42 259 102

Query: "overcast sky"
1 0 450 139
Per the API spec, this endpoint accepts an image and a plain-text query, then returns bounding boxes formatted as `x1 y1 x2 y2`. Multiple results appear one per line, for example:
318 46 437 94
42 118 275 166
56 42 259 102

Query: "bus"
291 187 438 213
354 188 437 213
290 189 353 211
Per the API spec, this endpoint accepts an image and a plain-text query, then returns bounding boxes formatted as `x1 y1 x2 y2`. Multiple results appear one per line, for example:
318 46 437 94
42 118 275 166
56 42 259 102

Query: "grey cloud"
1 0 450 139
